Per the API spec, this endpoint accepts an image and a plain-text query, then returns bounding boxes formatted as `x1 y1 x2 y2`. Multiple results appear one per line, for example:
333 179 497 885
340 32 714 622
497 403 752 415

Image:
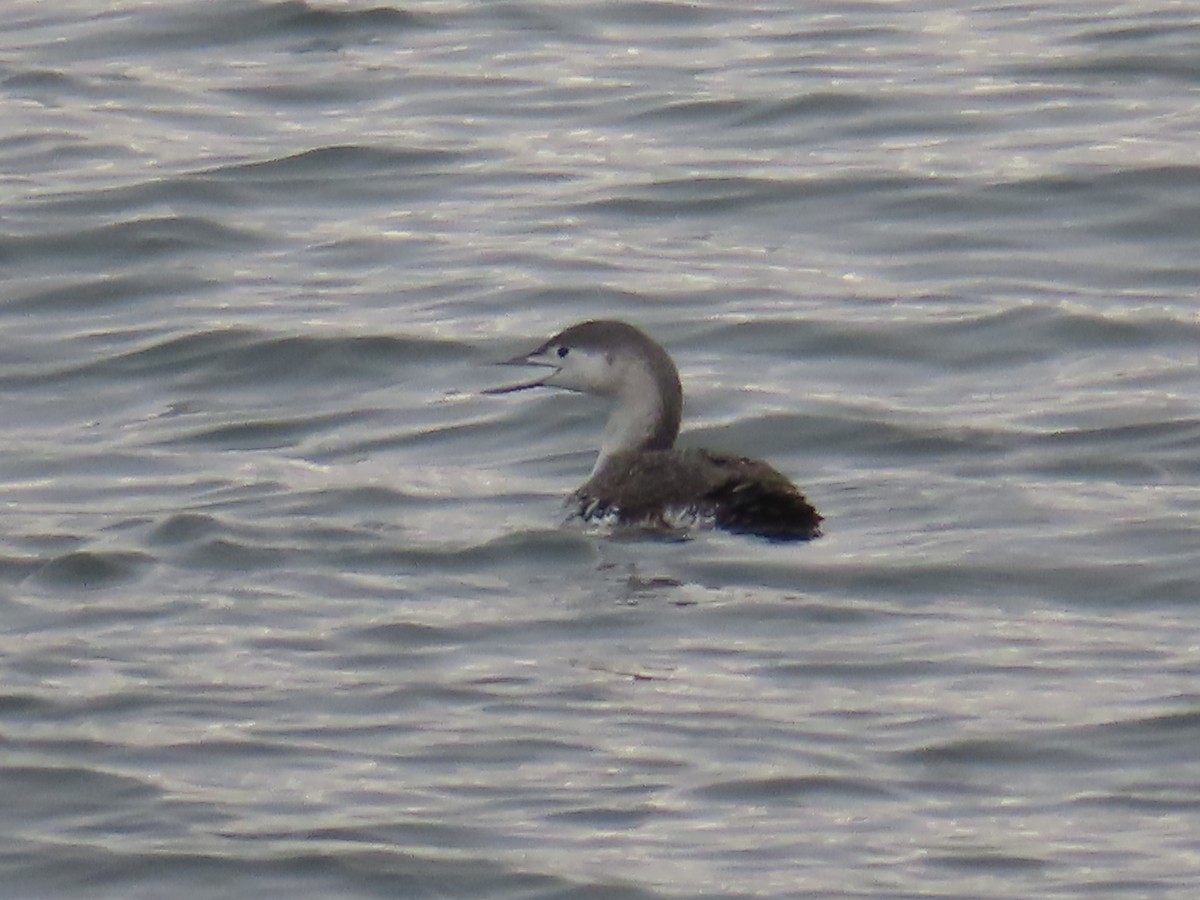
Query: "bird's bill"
481 377 547 394
481 353 556 395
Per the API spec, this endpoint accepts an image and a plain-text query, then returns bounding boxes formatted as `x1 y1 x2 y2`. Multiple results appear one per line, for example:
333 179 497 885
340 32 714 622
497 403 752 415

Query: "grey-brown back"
573 447 821 541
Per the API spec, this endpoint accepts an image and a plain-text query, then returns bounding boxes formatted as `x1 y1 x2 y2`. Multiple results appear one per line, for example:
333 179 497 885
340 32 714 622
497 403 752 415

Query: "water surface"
3 1 1200 897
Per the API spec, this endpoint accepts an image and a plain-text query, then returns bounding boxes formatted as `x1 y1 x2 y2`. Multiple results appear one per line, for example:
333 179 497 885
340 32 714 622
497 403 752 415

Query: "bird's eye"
557 346 570 358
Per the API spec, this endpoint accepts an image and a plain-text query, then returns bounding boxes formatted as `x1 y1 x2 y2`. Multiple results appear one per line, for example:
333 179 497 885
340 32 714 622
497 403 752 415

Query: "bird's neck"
591 363 681 476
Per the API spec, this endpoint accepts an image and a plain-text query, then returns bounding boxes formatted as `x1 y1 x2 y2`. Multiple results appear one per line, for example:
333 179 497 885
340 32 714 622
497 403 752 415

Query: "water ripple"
4 0 1200 897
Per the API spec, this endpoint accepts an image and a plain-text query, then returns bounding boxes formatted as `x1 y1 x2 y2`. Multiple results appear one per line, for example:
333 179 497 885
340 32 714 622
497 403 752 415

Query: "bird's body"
485 320 821 541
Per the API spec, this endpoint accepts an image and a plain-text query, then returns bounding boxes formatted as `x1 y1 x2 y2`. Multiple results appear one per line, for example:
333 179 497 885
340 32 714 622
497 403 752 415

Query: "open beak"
481 352 557 395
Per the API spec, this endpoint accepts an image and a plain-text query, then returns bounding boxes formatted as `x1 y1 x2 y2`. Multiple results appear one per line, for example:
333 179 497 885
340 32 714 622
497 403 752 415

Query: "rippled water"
4 1 1200 897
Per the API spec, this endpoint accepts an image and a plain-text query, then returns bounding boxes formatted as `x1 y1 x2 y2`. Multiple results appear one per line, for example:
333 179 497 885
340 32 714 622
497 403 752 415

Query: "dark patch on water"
27 551 150 591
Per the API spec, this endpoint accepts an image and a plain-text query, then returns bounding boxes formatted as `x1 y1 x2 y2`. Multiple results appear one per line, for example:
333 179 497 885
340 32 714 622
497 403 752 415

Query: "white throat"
591 363 671 476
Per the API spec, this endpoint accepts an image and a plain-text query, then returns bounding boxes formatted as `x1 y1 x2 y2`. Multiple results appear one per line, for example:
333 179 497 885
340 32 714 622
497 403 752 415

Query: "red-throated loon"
485 320 822 541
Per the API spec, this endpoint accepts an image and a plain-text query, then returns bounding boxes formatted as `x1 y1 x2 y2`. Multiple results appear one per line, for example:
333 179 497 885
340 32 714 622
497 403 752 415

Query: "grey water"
3 1 1200 897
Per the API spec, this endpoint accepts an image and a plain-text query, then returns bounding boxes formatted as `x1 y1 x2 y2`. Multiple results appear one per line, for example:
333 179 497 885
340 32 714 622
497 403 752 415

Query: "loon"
485 320 822 541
